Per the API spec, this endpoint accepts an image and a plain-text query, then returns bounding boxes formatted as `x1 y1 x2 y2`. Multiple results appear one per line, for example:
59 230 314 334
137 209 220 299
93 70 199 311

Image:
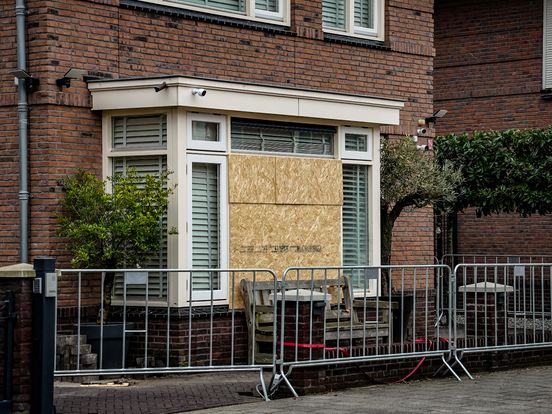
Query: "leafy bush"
434 128 552 217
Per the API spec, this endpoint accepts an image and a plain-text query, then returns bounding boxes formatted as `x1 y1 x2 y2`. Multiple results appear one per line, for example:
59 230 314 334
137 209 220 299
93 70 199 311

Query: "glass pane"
323 0 346 29
256 0 278 12
354 0 374 29
175 0 245 12
345 133 368 152
112 115 167 149
342 164 369 287
231 119 335 156
192 121 220 142
192 163 220 291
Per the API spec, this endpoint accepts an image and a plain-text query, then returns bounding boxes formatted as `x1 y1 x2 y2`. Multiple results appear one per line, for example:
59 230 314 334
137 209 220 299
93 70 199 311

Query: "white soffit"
88 77 404 125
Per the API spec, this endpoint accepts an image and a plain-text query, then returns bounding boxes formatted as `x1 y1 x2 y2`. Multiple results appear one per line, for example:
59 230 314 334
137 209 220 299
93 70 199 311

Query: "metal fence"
52 261 552 400
452 263 552 355
0 291 15 414
55 268 278 400
276 265 458 397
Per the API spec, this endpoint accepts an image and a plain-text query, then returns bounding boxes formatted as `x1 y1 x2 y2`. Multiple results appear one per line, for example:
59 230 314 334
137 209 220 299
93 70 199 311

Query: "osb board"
275 157 342 205
228 154 342 206
229 203 342 308
228 154 276 204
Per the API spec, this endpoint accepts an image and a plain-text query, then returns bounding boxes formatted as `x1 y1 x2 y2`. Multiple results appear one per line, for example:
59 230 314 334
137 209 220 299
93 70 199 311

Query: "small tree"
59 169 173 323
434 128 552 217
380 138 462 274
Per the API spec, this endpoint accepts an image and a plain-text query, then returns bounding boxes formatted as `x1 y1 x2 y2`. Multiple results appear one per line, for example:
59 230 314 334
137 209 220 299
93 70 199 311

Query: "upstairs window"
231 118 335 156
170 0 284 21
323 0 383 39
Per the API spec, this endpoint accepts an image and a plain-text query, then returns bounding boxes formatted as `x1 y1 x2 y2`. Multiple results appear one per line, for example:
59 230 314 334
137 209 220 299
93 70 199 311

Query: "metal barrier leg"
439 354 462 381
453 351 474 380
279 366 299 398
257 368 270 401
433 351 454 377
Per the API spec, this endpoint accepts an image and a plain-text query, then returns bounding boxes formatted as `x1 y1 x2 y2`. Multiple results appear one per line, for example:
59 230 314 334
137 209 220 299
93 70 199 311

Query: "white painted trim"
187 113 228 152
185 154 229 302
340 126 373 161
89 76 403 126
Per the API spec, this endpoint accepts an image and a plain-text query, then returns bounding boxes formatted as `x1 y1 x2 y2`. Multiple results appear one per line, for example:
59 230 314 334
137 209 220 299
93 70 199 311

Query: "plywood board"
229 203 341 307
275 158 342 205
228 154 276 204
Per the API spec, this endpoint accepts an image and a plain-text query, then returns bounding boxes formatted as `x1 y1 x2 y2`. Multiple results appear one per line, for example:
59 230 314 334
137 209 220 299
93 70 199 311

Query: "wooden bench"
240 276 391 364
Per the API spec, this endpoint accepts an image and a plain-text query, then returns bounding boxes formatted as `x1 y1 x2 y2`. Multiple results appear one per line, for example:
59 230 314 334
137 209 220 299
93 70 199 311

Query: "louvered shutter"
231 119 335 156
112 156 168 299
545 0 552 88
342 164 369 288
323 0 345 29
112 115 167 149
354 0 374 30
191 163 220 291
256 0 278 12
176 0 245 12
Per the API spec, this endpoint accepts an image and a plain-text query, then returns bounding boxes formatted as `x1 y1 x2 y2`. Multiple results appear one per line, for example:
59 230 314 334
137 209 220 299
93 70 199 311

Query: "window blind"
191 163 220 291
231 119 335 156
342 164 369 288
354 0 374 29
112 155 168 299
545 0 552 88
255 0 278 12
176 0 245 12
112 115 167 149
322 0 345 29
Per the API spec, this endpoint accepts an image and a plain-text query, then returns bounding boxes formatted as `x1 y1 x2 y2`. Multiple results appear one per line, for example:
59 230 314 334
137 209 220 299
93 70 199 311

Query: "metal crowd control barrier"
55 268 278 401
276 265 459 397
452 263 552 378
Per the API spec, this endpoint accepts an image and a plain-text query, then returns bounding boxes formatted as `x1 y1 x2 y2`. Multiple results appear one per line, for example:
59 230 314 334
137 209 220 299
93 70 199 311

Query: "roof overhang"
88 76 404 125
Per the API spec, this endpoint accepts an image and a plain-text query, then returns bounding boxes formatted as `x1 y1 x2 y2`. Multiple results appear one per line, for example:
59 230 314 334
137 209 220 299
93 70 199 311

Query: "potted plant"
58 169 173 368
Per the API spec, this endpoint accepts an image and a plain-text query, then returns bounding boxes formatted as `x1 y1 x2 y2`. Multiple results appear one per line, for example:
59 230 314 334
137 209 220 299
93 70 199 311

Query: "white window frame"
340 126 373 161
187 113 228 152
144 0 287 24
185 153 229 302
323 0 384 41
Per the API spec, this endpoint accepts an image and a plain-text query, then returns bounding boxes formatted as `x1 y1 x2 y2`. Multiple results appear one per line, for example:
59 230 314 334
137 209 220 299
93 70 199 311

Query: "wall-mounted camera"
192 88 207 96
417 127 428 135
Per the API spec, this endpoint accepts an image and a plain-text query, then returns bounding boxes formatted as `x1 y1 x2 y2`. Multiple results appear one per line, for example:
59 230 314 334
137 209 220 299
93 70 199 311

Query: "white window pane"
354 0 374 29
192 120 220 142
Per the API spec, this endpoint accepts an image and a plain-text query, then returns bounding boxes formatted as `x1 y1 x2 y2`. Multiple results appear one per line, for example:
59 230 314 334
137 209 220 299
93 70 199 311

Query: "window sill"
324 32 389 50
121 0 295 36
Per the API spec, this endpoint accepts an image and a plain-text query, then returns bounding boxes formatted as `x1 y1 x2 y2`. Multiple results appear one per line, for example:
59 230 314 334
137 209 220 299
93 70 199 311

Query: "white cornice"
89 76 404 125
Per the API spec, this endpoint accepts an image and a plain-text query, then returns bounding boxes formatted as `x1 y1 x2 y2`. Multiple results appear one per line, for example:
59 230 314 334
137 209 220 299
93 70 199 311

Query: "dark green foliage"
58 169 174 268
434 128 552 217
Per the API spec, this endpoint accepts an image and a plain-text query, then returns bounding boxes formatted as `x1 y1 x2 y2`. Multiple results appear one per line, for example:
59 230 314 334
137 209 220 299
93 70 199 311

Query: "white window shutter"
544 0 552 89
191 163 221 291
342 164 369 288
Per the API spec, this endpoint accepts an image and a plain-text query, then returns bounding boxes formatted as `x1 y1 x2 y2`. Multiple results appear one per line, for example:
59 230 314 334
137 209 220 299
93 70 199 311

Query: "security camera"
416 144 429 151
192 88 207 96
417 127 427 135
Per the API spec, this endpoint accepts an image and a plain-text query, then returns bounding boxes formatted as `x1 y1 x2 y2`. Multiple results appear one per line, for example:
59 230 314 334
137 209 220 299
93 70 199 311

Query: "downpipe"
15 0 29 263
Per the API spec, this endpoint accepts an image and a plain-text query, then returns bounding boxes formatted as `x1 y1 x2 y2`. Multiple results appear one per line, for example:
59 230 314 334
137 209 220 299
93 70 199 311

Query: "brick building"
1 0 436 287
434 0 552 258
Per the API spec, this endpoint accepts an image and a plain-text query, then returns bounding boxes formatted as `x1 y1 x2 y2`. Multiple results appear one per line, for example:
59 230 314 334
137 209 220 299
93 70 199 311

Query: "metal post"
31 257 56 414
0 291 16 414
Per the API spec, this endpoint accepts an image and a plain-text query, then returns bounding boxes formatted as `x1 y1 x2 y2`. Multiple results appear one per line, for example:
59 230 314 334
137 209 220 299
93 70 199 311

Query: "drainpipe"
15 0 29 263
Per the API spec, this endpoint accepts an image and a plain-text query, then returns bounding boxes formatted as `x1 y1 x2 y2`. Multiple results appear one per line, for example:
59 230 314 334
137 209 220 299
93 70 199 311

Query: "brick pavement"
54 372 263 414
187 365 552 414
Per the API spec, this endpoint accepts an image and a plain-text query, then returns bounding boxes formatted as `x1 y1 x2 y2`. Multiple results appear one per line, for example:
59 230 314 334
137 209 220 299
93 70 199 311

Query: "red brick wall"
434 0 552 259
1 0 436 267
435 0 550 133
